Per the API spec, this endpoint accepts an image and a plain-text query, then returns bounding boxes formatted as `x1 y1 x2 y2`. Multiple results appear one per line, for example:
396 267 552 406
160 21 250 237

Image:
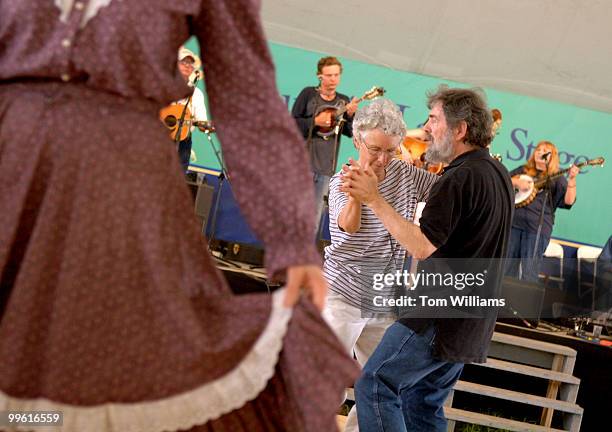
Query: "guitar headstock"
195 120 216 133
364 86 385 100
588 157 605 167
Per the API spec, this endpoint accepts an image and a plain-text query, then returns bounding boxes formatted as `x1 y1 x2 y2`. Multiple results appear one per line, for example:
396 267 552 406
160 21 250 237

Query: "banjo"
514 157 604 208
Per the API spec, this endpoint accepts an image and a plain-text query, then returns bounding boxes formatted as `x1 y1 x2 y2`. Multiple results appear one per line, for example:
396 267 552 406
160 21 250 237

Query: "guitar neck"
534 161 589 187
335 94 367 117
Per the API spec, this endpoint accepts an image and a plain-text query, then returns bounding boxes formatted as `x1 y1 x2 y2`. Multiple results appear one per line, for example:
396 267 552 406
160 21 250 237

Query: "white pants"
322 294 394 432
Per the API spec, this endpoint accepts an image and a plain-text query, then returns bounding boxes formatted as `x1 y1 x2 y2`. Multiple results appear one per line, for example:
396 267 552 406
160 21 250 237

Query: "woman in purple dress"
0 1 357 431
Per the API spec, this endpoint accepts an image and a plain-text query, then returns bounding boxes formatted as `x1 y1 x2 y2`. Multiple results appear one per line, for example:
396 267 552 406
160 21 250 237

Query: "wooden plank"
540 354 564 426
475 358 580 384
444 407 566 432
559 381 579 404
444 389 456 432
551 238 599 249
562 355 576 375
186 165 221 176
489 341 555 369
453 381 583 415
345 387 355 402
564 412 583 432
492 333 577 357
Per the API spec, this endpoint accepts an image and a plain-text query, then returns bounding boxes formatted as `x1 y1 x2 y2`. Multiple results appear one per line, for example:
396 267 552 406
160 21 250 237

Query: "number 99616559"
1 411 63 427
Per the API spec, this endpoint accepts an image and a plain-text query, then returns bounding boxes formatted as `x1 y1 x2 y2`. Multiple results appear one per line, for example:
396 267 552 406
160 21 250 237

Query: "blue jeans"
313 173 330 239
505 227 550 282
355 323 464 432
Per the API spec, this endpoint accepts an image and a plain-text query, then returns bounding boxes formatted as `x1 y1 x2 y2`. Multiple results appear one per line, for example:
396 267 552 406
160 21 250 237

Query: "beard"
425 130 454 164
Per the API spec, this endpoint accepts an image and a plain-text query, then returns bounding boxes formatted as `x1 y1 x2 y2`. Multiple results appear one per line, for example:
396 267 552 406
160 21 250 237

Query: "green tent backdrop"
185 39 611 246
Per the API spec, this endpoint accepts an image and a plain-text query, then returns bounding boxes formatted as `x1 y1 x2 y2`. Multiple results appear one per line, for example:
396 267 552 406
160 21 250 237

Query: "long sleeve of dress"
192 1 320 279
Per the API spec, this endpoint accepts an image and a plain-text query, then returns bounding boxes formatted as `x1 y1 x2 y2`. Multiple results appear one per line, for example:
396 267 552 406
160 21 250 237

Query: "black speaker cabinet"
194 182 214 229
499 276 545 327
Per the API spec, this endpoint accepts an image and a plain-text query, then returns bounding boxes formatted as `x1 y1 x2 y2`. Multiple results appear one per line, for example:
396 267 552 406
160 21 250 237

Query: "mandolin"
513 157 604 208
159 104 215 141
315 86 385 139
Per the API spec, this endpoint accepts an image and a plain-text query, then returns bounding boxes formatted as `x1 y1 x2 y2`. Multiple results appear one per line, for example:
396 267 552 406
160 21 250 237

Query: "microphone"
541 152 551 160
189 71 200 87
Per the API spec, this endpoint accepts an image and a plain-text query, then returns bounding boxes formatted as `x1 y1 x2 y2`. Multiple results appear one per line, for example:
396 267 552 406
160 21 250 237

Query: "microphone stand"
205 127 231 251
174 73 200 150
532 156 552 264
315 114 346 242
176 74 228 251
330 114 347 174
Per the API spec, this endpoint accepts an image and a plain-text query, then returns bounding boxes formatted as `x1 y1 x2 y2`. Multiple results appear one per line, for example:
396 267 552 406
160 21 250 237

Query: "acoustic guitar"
513 157 604 208
315 86 385 139
159 104 215 141
398 136 444 175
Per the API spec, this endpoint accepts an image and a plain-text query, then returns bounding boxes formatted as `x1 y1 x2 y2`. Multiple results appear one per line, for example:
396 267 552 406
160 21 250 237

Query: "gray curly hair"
426 85 492 148
352 98 407 143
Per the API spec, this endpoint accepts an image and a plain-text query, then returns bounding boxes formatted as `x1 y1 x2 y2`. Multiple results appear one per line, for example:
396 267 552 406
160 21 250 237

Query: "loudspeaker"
209 239 264 266
186 178 215 232
194 182 214 229
499 276 545 328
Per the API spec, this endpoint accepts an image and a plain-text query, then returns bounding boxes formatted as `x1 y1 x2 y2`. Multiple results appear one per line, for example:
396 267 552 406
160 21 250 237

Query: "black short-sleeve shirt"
400 148 514 363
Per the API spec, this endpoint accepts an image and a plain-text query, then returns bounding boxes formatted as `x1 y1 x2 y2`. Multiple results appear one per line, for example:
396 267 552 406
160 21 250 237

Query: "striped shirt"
323 159 438 311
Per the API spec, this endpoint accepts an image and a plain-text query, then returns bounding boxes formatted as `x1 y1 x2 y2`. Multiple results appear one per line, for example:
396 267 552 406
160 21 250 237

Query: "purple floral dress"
0 1 358 431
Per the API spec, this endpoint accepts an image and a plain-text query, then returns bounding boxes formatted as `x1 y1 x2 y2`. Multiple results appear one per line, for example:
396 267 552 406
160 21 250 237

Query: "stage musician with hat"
173 46 209 172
